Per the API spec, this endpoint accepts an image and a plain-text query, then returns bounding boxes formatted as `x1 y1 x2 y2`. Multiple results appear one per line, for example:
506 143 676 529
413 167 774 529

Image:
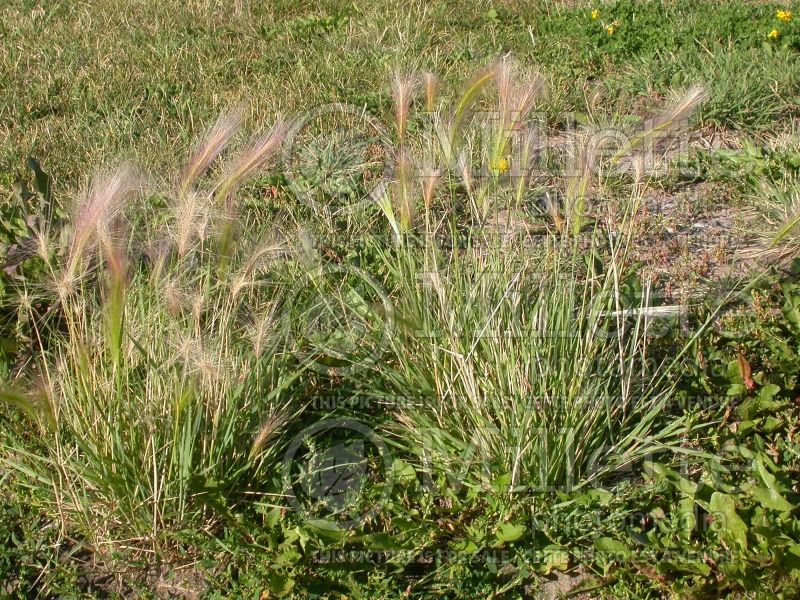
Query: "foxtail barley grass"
179 109 243 197
378 62 704 238
1 118 307 554
0 59 712 562
566 86 708 235
354 65 710 493
392 73 417 144
423 72 439 113
213 120 289 203
363 231 701 493
444 62 499 163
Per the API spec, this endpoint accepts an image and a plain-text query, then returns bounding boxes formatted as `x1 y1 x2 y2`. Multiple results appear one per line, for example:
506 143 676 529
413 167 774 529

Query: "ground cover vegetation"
1 0 800 598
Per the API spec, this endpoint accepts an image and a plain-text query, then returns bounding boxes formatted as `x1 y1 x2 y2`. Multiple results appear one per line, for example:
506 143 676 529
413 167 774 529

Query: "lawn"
1 0 800 598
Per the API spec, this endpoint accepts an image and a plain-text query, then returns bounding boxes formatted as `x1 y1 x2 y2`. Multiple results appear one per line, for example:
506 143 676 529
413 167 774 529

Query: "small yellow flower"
490 157 509 175
768 28 780 40
606 25 615 35
591 9 600 20
777 9 793 22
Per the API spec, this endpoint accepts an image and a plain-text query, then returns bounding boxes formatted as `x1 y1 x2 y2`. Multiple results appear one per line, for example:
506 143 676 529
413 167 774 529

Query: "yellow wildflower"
606 25 615 35
768 29 780 40
490 157 509 175
777 9 793 22
591 9 600 20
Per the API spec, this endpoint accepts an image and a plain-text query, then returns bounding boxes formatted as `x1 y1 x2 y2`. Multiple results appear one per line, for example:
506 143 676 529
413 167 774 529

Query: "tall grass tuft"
1 119 306 554
368 235 697 493
350 67 709 491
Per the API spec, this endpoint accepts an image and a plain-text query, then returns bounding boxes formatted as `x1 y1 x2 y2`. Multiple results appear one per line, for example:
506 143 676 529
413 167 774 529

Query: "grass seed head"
67 164 141 277
250 411 290 458
214 120 289 202
179 109 243 196
420 163 443 210
392 73 418 142
250 305 277 358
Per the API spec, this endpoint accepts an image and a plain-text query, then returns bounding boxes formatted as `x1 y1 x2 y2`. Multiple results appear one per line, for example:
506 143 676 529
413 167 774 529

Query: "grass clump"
2 25 800 594
1 115 306 554
370 236 695 493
